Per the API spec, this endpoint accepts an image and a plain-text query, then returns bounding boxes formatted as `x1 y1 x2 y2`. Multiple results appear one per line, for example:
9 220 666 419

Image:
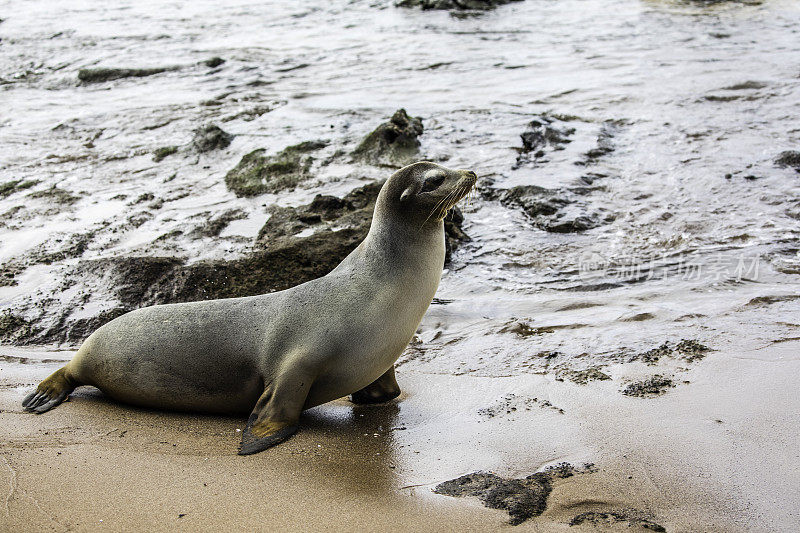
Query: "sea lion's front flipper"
238 370 313 456
22 366 78 414
349 365 401 404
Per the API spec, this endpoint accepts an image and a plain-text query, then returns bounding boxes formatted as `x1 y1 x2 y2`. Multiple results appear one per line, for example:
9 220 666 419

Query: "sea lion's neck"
363 214 445 274
331 208 445 289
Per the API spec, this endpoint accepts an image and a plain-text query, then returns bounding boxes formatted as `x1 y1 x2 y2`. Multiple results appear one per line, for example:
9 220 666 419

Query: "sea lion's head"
378 161 478 226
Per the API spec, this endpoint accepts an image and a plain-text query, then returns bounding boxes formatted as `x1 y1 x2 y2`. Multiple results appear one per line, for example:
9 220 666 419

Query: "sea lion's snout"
461 169 478 182
457 169 478 190
457 169 478 194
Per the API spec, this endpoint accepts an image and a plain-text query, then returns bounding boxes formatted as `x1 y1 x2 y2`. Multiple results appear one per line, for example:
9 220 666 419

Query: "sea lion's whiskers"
423 188 457 228
435 189 458 220
437 183 470 220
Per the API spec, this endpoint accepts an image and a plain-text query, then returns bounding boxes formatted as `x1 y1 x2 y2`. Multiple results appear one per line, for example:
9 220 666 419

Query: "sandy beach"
2 340 798 531
2 0 800 530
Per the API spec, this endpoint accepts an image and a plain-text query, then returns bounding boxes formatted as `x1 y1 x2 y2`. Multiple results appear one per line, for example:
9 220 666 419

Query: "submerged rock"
497 185 612 233
397 0 522 10
77 66 178 83
775 151 800 172
520 116 574 153
224 140 328 197
192 124 233 153
352 109 423 168
577 121 617 166
203 57 225 68
0 179 37 198
28 186 79 205
153 146 178 162
515 114 574 167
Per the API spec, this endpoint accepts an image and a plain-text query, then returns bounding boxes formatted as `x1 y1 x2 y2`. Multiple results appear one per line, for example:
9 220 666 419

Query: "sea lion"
22 161 477 455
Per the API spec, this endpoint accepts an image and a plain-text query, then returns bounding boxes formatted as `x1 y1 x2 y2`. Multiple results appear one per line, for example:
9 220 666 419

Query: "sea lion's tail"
22 366 79 414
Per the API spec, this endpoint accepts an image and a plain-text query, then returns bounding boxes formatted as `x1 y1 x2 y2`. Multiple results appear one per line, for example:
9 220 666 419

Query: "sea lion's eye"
421 174 446 192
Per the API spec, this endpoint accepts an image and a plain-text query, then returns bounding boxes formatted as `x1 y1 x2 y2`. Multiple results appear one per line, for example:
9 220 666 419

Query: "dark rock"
0 311 38 343
78 66 178 83
352 109 423 168
498 185 611 233
224 140 328 197
190 209 247 238
722 80 767 90
443 206 470 261
621 375 675 397
153 146 179 162
520 116 574 153
397 0 522 10
558 367 611 385
203 57 225 68
76 256 184 309
576 121 617 166
434 464 590 525
674 339 709 362
58 308 128 346
775 151 800 172
435 472 550 525
308 195 348 215
222 103 282 123
257 180 468 264
192 124 233 153
0 262 24 287
0 179 37 198
514 115 576 168
28 186 79 205
631 339 709 365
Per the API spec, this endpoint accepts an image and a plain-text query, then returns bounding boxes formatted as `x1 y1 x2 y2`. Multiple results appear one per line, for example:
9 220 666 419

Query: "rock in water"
497 185 612 233
352 109 423 168
775 151 800 172
77 66 178 83
397 0 522 10
224 140 328 197
192 124 233 153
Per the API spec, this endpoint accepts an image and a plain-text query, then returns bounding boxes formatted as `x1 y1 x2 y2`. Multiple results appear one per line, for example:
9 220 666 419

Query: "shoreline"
2 341 798 531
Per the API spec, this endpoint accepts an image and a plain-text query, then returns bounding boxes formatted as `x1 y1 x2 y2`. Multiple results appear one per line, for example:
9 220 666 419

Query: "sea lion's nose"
463 170 478 180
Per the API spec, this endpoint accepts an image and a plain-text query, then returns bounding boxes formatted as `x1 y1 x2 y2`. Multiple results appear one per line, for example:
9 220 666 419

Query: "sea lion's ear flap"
400 183 419 204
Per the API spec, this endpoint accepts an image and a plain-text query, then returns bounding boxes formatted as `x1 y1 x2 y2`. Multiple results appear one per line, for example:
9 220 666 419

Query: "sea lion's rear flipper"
350 365 401 404
22 366 78 414
238 369 313 456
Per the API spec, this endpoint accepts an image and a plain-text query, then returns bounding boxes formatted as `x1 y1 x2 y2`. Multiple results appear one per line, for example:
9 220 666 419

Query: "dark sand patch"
569 508 666 531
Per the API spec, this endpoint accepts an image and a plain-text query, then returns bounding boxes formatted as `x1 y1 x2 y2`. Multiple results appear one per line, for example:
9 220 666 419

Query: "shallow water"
1 0 799 382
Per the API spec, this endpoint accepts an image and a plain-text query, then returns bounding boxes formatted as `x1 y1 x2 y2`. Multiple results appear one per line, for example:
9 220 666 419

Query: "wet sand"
2 341 798 532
